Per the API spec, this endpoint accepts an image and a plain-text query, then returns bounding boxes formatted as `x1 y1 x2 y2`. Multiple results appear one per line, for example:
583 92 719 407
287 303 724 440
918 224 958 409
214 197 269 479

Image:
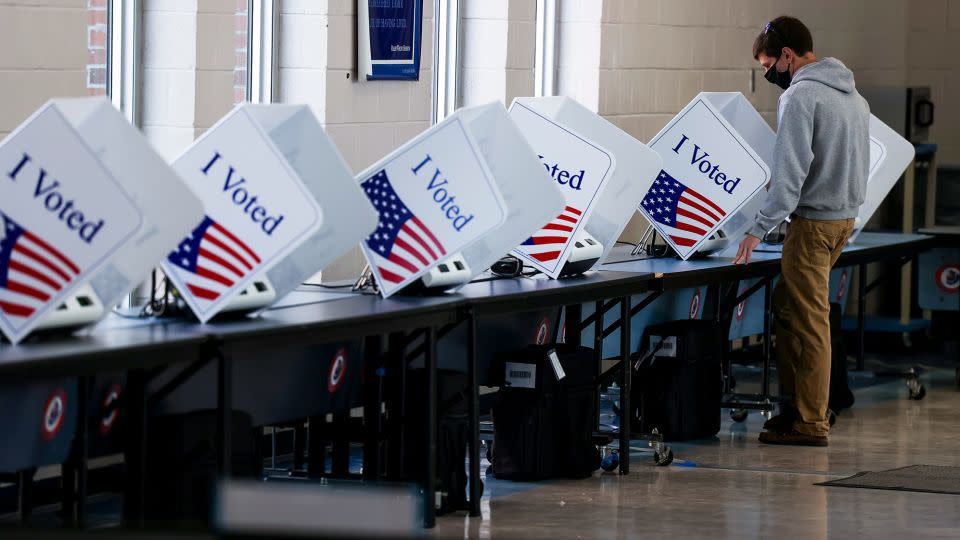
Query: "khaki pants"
774 216 855 436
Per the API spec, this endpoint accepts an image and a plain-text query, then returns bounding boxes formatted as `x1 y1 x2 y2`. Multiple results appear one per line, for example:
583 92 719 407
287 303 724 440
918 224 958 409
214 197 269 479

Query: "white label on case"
505 362 536 389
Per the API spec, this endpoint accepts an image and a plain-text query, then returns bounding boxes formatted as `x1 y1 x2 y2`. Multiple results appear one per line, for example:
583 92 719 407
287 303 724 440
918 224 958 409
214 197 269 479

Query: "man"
732 16 870 446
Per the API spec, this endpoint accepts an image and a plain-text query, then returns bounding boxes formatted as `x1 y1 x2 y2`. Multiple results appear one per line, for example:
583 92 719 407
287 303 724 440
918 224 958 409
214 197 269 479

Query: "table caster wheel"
907 375 926 400
730 409 748 423
601 450 620 472
654 448 673 466
828 409 837 426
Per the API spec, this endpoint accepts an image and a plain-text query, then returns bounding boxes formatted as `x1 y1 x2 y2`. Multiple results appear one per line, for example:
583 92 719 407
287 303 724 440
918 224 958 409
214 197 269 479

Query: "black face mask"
764 57 792 90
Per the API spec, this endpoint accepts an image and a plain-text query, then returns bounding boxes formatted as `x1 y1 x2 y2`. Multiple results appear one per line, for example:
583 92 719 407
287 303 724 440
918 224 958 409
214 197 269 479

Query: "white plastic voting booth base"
357 102 557 297
0 98 203 344
162 104 377 322
32 284 104 334
640 94 770 261
559 231 604 277
509 97 663 276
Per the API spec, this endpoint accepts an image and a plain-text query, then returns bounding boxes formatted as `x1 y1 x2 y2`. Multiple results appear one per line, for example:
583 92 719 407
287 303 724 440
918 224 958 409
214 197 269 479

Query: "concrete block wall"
557 0 603 111
587 0 921 241
460 0 536 107
141 0 199 160
596 0 910 146
321 0 434 174
907 0 960 164
0 0 89 141
277 0 435 280
141 0 247 160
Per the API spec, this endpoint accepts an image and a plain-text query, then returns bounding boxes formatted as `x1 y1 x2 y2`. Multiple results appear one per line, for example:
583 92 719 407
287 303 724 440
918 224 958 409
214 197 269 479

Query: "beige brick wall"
0 0 89 140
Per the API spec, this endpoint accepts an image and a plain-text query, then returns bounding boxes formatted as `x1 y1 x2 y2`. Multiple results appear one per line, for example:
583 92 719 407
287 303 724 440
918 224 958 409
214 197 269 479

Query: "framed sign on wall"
358 0 424 81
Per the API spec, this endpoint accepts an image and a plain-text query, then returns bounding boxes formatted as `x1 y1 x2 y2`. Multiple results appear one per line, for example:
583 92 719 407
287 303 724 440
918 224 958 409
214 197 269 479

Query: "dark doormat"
816 465 960 495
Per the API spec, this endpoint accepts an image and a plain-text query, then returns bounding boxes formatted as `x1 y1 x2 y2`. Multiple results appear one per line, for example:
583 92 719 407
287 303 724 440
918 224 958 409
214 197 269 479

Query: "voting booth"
640 93 771 261
358 102 558 297
509 96 663 277
0 98 203 344
849 116 917 242
162 104 377 322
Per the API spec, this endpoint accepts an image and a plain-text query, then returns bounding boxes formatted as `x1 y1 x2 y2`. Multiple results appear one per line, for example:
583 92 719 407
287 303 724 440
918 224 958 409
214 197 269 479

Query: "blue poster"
359 0 424 81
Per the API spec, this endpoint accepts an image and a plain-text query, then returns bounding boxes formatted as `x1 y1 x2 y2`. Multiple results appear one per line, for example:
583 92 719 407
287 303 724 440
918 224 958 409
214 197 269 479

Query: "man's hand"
733 234 761 265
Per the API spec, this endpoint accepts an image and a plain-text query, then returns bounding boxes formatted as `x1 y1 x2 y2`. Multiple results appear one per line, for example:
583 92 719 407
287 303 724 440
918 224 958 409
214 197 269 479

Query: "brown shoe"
762 407 797 432
758 429 828 447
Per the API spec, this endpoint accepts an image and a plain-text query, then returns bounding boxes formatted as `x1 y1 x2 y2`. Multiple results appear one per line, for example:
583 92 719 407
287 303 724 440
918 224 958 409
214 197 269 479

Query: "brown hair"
752 16 813 59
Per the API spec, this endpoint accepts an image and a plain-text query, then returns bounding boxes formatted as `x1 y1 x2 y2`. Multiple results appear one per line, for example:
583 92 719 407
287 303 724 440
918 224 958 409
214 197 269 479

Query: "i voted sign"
641 98 769 260
162 106 323 322
508 102 614 278
358 116 508 297
0 106 144 343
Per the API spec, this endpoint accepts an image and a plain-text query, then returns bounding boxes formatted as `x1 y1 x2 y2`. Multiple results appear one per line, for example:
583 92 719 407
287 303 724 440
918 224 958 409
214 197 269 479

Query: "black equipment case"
632 320 723 441
490 344 599 481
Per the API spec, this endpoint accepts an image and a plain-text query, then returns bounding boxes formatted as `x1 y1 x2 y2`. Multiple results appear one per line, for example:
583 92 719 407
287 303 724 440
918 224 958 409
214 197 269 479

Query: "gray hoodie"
749 57 870 238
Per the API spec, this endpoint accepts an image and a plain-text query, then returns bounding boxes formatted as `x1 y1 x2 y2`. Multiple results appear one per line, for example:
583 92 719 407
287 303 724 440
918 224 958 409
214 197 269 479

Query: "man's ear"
782 47 798 64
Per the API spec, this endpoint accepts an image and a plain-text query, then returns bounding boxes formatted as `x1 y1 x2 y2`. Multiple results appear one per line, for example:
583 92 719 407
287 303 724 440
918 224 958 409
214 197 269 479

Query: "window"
87 0 109 97
248 0 279 104
534 0 557 97
432 0 460 123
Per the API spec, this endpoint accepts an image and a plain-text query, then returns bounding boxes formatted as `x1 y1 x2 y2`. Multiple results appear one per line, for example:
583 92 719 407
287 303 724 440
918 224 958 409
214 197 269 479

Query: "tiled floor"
434 362 960 539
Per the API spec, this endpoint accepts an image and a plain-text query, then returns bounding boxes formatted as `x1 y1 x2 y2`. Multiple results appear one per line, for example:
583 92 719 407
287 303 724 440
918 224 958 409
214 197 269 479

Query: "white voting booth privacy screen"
241 105 378 304
850 115 916 242
0 98 203 344
452 102 565 283
692 93 775 257
508 99 615 277
357 105 510 297
641 94 770 260
720 109 913 254
162 105 352 323
509 97 663 275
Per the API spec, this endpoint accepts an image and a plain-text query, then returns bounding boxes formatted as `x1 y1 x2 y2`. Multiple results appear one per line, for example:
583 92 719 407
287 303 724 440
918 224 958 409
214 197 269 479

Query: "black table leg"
385 332 405 479
423 326 437 528
762 280 772 399
857 263 867 371
307 415 327 477
619 296 631 475
466 311 481 517
363 335 383 481
332 410 350 476
593 301 603 431
75 375 89 529
18 469 34 525
217 347 233 477
123 368 147 527
61 446 75 527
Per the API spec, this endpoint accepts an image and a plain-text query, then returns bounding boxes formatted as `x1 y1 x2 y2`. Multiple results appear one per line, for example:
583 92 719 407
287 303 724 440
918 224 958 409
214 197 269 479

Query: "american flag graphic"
518 206 583 263
362 170 446 285
166 215 261 302
640 170 727 249
0 211 80 322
